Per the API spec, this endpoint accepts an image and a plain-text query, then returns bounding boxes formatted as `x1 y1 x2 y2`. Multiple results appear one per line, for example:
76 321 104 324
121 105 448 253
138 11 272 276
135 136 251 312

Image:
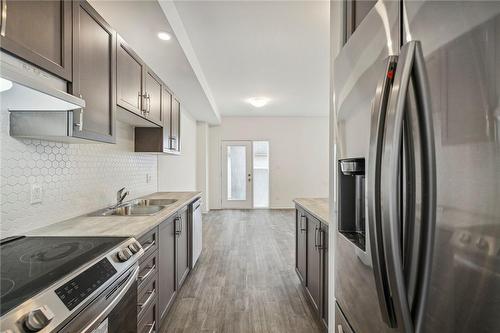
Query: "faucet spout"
116 187 130 207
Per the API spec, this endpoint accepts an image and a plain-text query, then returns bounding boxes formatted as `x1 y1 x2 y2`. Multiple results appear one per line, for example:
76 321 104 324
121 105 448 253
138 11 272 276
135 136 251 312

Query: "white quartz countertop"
293 198 330 225
27 192 202 239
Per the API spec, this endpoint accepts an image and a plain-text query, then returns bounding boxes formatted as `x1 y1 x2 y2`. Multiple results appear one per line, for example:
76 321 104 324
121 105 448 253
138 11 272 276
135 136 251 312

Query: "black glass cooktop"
0 236 127 316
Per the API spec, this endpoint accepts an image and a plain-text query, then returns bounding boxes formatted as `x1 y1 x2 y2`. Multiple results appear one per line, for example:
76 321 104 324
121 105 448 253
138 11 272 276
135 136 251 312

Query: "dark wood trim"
0 0 73 81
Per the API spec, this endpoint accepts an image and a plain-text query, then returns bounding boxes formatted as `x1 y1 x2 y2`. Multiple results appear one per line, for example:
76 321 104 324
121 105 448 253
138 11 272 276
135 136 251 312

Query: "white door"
221 141 253 209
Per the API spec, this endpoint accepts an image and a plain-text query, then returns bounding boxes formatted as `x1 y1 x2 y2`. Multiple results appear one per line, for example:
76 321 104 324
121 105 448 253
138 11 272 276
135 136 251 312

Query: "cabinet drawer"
138 251 158 289
138 227 158 259
137 300 158 333
138 274 157 320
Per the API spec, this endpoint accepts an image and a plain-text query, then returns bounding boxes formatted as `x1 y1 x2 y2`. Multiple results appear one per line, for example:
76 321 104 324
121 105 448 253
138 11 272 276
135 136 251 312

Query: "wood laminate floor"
160 209 323 333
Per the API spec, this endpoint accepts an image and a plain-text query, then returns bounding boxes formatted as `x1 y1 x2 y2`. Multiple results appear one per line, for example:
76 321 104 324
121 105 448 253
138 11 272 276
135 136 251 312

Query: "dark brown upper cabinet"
117 36 145 116
144 68 162 125
70 0 116 143
0 0 73 81
117 37 162 127
344 0 377 44
135 88 183 154
170 98 181 152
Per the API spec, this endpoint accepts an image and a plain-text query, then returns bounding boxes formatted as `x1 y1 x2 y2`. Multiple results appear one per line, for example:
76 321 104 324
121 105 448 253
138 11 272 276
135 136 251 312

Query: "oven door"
59 266 139 333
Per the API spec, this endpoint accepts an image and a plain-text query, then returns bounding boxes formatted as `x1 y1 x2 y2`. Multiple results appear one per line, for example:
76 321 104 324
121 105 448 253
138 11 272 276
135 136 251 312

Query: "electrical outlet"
146 173 152 184
31 184 43 204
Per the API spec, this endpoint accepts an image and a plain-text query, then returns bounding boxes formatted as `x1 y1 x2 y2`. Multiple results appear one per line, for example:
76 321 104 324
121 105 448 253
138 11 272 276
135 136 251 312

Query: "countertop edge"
293 198 329 226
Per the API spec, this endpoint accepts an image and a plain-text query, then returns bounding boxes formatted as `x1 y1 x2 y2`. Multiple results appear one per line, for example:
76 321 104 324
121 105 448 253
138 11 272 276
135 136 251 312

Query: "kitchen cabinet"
176 206 190 288
117 36 145 117
307 215 322 312
70 0 116 143
144 68 163 125
295 205 329 332
170 98 181 152
344 0 377 44
296 208 307 284
158 214 177 319
0 0 73 81
116 36 163 127
135 88 183 154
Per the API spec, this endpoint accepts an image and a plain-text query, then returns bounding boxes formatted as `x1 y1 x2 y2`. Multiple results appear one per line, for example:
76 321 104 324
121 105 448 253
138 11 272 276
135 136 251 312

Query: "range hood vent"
0 52 85 111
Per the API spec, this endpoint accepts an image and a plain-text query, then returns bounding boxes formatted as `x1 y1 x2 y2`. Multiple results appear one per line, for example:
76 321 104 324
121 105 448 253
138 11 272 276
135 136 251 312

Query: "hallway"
160 209 323 333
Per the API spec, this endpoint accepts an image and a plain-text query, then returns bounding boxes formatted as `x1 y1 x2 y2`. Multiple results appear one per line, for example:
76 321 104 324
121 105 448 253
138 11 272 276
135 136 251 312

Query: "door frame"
221 140 253 209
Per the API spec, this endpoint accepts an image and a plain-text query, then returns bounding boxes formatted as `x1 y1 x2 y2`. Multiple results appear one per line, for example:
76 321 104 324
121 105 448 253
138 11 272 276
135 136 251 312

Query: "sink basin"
90 204 166 217
133 198 178 207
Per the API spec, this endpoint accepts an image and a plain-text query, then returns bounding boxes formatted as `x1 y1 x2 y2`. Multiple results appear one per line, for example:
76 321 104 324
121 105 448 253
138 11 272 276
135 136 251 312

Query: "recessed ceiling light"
157 31 172 41
246 97 270 108
0 78 13 92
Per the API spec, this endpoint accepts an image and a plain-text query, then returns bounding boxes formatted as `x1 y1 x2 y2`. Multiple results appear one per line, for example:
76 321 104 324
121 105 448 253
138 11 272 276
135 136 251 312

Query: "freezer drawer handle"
381 40 437 333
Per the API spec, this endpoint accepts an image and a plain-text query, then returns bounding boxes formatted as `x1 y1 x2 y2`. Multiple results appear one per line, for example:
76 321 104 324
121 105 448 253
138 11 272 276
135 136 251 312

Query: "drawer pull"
142 240 155 253
145 321 156 333
138 265 156 282
337 325 344 333
138 290 155 312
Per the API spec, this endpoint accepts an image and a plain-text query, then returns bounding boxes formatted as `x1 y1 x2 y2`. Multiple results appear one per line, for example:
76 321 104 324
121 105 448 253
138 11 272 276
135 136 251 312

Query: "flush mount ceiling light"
157 31 172 41
246 97 270 108
0 77 13 92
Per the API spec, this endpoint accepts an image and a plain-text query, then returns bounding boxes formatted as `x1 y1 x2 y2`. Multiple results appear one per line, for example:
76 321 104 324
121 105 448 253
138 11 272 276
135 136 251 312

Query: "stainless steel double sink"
90 198 178 216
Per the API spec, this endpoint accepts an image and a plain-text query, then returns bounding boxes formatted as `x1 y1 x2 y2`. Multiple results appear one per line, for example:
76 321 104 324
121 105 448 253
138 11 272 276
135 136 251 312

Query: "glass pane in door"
226 146 247 200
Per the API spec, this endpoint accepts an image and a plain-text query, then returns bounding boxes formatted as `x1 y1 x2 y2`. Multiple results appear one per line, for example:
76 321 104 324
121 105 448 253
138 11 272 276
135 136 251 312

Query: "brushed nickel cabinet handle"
145 321 156 333
138 265 156 282
138 290 155 311
1 0 7 37
337 325 344 333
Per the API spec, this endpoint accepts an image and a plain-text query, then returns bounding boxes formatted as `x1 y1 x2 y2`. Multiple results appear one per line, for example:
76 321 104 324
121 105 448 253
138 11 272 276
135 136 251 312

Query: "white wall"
0 114 157 238
196 122 210 212
209 117 329 209
158 111 197 191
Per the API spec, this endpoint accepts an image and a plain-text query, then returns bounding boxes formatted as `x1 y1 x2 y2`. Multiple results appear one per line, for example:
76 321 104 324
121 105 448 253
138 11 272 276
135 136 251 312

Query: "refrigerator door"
403 1 500 332
333 1 399 332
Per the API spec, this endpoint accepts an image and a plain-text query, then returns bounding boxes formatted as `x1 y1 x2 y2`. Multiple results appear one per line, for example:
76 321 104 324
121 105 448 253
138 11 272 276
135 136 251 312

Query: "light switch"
31 184 43 204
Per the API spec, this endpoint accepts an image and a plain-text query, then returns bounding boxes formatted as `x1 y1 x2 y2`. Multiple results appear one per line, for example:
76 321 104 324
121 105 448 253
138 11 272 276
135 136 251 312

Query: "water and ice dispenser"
338 158 366 250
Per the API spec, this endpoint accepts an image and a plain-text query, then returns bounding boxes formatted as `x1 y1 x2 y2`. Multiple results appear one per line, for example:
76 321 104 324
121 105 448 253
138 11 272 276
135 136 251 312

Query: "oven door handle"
80 266 139 333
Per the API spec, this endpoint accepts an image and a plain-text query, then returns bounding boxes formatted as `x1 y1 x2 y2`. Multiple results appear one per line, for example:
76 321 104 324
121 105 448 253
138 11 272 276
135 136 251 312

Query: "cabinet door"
162 88 172 152
158 216 176 319
0 0 72 80
117 36 144 115
170 98 181 151
71 1 115 143
296 209 307 284
176 207 190 289
321 225 329 327
306 215 321 312
144 68 162 125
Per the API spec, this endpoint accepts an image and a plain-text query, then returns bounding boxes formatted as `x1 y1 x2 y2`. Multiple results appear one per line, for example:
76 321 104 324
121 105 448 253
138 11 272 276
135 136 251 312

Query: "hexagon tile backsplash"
0 111 157 238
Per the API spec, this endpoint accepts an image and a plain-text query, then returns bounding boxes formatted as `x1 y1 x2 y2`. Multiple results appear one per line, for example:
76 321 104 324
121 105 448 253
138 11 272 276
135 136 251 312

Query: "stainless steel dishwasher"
190 198 203 268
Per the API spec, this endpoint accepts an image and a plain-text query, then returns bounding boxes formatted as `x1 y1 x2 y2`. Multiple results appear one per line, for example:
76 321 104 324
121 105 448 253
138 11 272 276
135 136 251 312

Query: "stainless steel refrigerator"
333 1 500 332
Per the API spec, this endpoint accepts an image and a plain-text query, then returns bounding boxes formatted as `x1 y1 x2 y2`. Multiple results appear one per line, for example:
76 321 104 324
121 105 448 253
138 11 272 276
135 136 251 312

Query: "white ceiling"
90 1 330 121
171 0 330 117
89 0 221 124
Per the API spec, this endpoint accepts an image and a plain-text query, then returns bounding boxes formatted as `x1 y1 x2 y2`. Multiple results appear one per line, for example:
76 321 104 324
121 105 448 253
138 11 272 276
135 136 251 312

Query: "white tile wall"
0 110 158 238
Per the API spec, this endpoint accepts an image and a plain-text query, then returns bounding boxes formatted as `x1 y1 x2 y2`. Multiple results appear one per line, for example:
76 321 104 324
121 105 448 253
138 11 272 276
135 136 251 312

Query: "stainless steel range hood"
0 52 85 111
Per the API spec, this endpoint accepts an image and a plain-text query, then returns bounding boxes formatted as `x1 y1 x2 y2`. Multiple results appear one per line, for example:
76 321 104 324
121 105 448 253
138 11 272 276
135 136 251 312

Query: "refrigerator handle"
367 56 398 328
381 40 436 333
410 41 437 333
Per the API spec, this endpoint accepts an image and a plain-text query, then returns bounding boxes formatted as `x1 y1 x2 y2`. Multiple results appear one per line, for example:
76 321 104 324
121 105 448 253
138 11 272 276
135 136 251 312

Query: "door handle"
381 40 436 333
337 325 344 333
138 265 156 283
1 0 7 37
367 56 398 327
314 226 319 250
300 215 306 232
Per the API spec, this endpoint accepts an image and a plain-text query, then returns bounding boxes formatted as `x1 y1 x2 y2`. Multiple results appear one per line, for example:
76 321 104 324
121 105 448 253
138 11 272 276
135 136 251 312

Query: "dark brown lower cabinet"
296 209 307 283
176 206 190 289
158 215 176 319
295 206 329 332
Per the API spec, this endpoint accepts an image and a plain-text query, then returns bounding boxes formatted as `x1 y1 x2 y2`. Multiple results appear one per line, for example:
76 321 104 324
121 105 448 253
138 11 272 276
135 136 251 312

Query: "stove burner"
0 278 15 298
20 242 92 264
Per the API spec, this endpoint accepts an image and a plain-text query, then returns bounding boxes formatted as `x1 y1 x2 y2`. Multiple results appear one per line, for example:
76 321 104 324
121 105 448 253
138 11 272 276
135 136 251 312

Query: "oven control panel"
55 258 117 310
